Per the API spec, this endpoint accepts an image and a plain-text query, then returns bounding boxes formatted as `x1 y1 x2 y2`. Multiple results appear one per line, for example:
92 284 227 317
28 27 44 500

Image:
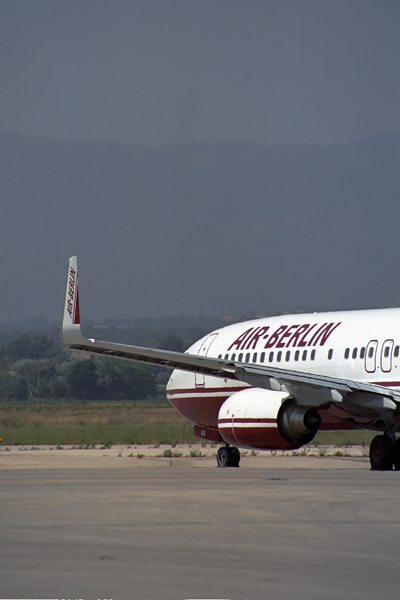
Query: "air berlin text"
227 322 342 352
66 267 76 319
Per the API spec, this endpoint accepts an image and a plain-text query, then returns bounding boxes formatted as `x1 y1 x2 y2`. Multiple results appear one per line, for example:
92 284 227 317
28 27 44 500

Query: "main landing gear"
369 435 400 471
217 445 240 468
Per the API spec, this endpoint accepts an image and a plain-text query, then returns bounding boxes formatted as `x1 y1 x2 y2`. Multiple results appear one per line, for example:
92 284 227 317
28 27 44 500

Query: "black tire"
229 446 241 468
217 446 231 467
394 438 400 471
369 435 395 471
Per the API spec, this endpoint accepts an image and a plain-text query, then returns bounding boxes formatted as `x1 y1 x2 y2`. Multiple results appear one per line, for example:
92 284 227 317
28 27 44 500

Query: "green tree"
50 361 72 400
96 357 121 399
0 370 28 400
158 334 184 352
5 334 55 361
95 357 157 400
13 359 54 398
67 360 98 400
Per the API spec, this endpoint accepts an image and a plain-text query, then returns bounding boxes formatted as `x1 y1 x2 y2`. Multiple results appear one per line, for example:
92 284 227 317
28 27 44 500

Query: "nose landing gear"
217 445 240 467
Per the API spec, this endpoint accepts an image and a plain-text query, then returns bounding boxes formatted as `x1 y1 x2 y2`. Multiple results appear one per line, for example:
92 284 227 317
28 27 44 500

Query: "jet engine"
217 388 321 451
277 398 321 445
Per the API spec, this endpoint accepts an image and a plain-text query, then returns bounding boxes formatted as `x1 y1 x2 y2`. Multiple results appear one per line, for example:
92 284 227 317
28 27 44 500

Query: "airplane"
61 256 400 471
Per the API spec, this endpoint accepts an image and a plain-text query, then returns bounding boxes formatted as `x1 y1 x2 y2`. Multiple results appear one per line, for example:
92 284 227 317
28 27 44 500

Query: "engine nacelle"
218 388 321 451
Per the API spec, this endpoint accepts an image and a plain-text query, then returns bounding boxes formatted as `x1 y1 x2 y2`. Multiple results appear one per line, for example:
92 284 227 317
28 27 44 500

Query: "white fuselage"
166 308 400 429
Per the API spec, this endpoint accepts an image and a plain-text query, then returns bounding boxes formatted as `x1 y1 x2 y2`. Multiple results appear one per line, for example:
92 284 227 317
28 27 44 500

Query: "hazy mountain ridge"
2 132 399 172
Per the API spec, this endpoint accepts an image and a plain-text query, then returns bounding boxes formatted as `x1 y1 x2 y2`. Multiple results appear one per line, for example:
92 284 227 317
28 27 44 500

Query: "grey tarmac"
0 452 399 600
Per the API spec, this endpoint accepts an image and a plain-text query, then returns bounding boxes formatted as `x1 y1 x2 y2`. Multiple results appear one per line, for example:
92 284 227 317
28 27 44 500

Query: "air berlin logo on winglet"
227 322 342 352
66 267 77 322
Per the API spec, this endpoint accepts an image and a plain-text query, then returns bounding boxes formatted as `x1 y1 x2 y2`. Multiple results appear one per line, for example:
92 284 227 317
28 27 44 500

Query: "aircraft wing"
61 257 400 413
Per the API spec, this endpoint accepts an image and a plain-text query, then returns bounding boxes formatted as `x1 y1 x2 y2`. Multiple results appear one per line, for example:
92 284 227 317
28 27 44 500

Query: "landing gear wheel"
217 446 231 467
369 435 395 471
229 446 240 468
217 446 241 468
394 438 400 471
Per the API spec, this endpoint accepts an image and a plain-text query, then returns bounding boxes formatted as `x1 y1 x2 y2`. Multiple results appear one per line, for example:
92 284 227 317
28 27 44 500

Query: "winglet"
61 256 88 345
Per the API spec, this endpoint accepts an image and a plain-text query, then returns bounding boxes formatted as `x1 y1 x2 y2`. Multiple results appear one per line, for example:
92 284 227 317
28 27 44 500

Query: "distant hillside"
0 133 399 322
0 309 316 351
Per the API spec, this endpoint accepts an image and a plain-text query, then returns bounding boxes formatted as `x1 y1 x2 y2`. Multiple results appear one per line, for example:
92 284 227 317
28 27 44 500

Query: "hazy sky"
0 0 399 147
0 1 399 324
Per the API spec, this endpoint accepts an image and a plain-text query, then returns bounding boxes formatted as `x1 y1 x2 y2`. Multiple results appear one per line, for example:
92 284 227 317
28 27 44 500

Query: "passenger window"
252 352 257 363
260 352 265 363
311 349 316 361
277 351 282 362
352 348 357 359
285 351 290 362
224 353 229 360
269 352 274 363
231 353 236 361
384 346 390 358
238 353 243 362
294 350 300 361
245 353 250 363
218 354 222 359
328 349 333 360
360 347 365 359
368 347 374 359
395 346 400 358
302 350 307 361
344 348 350 359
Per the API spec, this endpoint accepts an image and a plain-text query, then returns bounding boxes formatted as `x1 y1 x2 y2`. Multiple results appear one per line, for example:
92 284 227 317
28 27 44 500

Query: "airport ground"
1 446 400 600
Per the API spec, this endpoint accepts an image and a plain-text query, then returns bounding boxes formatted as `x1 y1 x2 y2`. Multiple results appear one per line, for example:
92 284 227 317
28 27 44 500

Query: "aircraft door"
195 333 219 387
364 340 378 373
380 339 394 373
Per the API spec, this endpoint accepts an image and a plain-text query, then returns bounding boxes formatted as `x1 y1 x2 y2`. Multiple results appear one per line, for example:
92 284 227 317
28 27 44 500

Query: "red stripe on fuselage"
167 378 400 431
370 381 400 388
218 417 276 424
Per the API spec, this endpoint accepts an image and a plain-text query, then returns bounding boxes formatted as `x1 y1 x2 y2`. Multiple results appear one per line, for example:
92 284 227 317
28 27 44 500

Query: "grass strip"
0 403 377 447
